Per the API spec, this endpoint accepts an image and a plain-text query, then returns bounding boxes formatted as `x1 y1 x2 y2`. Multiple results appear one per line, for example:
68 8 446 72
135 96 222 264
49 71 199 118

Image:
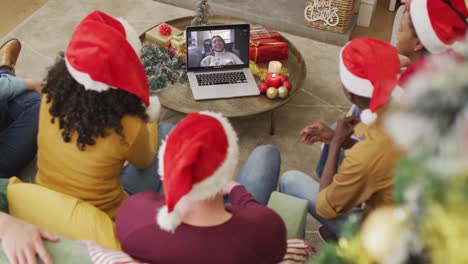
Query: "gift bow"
249 40 287 63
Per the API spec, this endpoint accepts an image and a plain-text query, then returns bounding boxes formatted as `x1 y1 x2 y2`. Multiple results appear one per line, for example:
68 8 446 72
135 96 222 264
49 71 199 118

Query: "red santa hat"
339 38 401 125
156 111 239 232
65 10 160 122
410 0 468 54
398 50 464 90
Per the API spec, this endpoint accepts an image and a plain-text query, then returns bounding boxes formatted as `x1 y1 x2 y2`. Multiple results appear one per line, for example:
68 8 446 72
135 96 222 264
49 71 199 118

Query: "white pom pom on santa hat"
146 96 161 123
156 205 182 233
361 109 378 125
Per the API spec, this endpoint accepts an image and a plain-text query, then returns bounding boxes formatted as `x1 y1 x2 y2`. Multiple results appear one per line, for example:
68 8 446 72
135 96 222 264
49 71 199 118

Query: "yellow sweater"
316 106 401 220
36 98 158 219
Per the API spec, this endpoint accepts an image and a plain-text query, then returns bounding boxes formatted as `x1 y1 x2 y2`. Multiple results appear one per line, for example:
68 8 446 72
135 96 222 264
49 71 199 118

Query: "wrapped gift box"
249 37 289 63
145 24 182 48
250 26 284 42
170 35 186 52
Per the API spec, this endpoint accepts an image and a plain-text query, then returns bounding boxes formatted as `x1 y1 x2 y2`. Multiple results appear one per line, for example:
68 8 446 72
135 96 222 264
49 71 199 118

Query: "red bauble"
278 74 288 83
265 73 281 88
159 24 172 36
258 82 269 93
282 80 292 91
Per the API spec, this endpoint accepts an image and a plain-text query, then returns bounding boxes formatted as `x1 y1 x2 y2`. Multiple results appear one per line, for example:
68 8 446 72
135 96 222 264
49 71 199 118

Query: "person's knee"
253 144 280 161
279 170 303 191
158 122 174 137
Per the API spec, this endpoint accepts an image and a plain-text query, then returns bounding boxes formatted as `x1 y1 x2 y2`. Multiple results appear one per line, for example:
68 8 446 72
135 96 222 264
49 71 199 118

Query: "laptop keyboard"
196 71 247 86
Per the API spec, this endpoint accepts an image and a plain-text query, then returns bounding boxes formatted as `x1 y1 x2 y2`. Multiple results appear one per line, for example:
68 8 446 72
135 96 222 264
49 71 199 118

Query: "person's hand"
299 123 334 145
1 214 59 264
222 181 241 195
331 116 360 146
24 78 44 94
400 56 411 67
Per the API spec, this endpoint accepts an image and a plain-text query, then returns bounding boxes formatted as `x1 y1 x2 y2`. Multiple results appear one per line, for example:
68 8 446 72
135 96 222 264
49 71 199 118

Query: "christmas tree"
313 42 468 264
191 0 210 26
140 44 188 91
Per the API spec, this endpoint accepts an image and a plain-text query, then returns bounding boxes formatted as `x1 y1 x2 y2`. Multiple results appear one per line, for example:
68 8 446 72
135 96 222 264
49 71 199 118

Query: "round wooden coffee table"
142 16 306 135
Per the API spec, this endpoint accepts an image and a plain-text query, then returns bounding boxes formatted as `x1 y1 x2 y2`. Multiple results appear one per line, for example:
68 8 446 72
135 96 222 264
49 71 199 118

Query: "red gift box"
250 26 283 42
249 37 289 63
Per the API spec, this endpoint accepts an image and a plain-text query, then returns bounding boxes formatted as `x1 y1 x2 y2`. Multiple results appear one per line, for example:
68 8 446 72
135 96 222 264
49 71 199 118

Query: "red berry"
282 81 292 91
258 82 269 93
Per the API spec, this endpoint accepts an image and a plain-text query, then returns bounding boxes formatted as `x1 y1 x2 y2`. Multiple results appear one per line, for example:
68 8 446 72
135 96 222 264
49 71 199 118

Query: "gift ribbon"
249 41 287 63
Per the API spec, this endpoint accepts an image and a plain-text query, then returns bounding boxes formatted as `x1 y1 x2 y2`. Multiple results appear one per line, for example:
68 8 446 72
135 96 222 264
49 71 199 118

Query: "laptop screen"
186 24 250 71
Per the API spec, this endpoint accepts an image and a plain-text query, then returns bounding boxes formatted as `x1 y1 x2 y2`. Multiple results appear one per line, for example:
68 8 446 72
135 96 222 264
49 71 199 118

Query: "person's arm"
0 212 59 264
200 56 211 67
0 75 27 102
0 76 44 102
315 154 368 219
230 53 244 64
126 120 159 169
223 181 260 207
320 116 359 190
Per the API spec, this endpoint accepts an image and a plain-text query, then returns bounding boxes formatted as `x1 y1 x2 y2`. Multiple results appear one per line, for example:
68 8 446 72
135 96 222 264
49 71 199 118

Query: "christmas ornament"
159 23 172 36
361 206 409 263
249 60 289 81
258 82 269 93
282 80 292 91
278 74 288 84
266 87 278 99
265 73 281 88
278 86 288 98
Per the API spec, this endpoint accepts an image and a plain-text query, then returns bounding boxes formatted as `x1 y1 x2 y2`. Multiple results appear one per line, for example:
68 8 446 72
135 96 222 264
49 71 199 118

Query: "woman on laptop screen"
200 35 243 66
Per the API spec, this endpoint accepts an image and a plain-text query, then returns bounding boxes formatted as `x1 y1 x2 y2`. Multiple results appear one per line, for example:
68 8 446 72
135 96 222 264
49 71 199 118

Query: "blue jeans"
120 123 174 194
0 68 41 178
236 144 281 205
279 170 362 235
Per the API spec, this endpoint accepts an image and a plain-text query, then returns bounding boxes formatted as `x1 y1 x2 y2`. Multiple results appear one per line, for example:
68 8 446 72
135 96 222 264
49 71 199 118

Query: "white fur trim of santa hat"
339 47 373 98
64 58 113 92
410 0 451 54
117 18 142 56
156 111 239 232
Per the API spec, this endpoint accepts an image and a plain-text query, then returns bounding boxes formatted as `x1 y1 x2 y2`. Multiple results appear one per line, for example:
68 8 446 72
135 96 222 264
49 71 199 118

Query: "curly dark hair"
43 53 148 151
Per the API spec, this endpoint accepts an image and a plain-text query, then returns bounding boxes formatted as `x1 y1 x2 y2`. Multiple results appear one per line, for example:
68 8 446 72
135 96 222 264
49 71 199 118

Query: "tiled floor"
0 0 397 253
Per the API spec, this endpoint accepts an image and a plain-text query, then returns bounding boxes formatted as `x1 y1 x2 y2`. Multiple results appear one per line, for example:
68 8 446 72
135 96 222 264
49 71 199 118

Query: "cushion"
0 238 93 264
268 191 309 239
7 177 120 250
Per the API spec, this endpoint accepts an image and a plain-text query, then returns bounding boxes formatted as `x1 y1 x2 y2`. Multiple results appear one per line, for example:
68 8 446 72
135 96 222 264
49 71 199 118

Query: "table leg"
270 111 275 136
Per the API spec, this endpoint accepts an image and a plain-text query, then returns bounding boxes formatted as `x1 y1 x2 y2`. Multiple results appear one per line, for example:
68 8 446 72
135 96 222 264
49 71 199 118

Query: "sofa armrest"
267 191 309 239
0 238 92 264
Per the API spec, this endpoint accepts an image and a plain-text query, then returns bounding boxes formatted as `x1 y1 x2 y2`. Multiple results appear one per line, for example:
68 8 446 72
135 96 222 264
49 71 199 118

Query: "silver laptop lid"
186 24 250 72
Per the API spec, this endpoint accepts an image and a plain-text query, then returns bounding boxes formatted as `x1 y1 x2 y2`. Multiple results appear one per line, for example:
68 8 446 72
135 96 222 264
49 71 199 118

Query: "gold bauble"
361 206 409 263
266 87 278 99
278 86 289 98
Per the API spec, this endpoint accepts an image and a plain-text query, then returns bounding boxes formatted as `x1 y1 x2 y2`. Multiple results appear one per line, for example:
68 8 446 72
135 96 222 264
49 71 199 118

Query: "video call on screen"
187 28 250 69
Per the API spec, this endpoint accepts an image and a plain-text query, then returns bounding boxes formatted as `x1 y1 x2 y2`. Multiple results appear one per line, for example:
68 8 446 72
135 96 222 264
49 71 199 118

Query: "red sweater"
116 186 287 264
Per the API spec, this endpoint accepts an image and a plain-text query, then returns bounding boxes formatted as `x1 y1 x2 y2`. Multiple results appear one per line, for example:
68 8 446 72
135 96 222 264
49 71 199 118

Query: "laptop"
186 24 260 100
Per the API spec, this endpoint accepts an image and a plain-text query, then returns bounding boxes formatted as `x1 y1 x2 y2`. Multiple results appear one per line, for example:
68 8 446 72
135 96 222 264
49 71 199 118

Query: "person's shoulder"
231 205 285 229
